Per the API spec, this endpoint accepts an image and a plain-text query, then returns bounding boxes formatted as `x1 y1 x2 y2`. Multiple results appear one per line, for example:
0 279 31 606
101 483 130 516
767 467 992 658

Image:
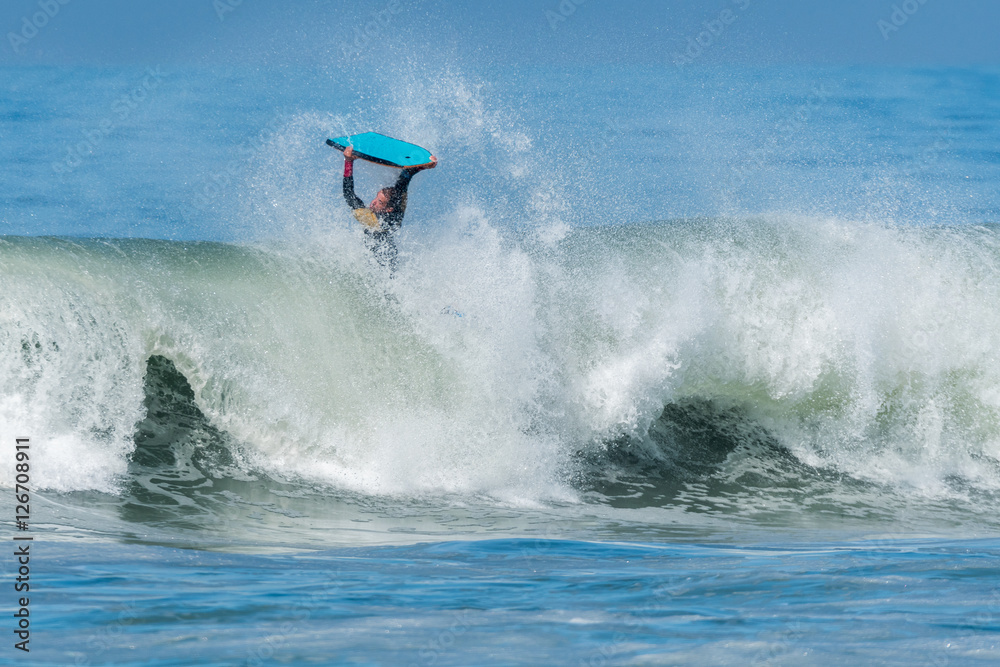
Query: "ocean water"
3 64 1000 664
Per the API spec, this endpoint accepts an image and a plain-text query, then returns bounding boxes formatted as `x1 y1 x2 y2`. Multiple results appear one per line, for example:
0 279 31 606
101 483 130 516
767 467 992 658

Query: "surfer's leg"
375 234 398 274
365 231 398 274
380 234 399 274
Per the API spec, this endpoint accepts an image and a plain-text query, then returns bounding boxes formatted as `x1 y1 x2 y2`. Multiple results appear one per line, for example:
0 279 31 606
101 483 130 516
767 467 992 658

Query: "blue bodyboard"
326 132 434 169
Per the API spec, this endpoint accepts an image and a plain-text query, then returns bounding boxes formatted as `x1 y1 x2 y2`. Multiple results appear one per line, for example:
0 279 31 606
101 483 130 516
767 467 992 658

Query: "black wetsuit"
342 168 418 272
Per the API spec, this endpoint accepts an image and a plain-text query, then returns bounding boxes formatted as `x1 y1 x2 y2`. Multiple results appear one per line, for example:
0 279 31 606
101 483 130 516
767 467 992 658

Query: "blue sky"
0 0 997 67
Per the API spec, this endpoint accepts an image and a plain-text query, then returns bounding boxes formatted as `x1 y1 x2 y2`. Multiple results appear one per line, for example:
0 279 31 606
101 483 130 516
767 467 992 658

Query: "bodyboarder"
341 145 437 272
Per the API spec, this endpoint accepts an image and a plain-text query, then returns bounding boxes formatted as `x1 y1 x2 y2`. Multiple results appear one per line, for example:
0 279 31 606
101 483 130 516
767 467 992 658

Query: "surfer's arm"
385 156 435 212
394 168 416 191
342 158 365 209
385 169 416 211
393 155 436 192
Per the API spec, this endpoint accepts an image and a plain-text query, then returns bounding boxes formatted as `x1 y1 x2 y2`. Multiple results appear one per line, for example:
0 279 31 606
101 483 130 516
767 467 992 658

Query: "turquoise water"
3 64 1000 664
22 539 1000 666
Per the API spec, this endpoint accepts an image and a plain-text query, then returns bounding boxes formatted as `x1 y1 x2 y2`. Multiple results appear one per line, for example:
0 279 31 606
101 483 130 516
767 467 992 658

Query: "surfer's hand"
424 156 437 170
344 146 356 161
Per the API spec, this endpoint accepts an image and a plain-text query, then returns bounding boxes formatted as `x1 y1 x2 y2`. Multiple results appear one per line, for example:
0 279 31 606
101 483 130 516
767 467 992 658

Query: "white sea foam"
2 214 1000 505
